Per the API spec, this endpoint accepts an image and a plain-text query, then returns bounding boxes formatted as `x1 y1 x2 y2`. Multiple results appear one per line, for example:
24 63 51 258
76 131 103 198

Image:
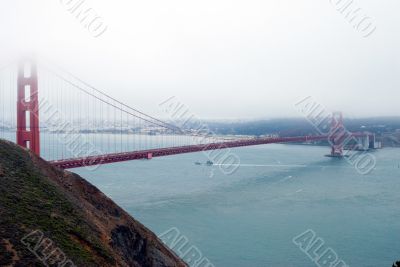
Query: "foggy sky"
0 0 399 119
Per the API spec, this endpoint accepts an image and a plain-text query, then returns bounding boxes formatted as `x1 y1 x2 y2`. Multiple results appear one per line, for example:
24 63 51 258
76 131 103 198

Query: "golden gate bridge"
0 59 375 169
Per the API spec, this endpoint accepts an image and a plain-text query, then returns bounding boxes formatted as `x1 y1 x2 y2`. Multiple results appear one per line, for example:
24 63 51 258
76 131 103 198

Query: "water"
2 131 398 266
70 143 400 267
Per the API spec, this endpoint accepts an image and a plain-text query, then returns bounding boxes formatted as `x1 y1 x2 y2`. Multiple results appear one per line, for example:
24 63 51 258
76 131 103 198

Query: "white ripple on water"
214 163 307 167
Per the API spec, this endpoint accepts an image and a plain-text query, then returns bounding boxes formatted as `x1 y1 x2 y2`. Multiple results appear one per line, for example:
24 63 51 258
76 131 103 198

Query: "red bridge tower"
16 60 40 155
329 111 344 157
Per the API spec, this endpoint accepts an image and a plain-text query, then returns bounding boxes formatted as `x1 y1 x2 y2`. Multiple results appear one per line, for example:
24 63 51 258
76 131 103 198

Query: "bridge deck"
50 135 332 169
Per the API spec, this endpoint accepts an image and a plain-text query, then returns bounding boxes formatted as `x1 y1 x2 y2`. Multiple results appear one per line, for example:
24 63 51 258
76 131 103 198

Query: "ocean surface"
70 143 400 267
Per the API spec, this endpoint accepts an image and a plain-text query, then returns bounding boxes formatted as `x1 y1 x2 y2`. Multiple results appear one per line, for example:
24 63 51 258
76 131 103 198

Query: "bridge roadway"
50 134 369 169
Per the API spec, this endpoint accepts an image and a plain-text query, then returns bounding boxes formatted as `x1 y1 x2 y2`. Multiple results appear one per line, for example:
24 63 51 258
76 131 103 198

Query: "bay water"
72 143 400 267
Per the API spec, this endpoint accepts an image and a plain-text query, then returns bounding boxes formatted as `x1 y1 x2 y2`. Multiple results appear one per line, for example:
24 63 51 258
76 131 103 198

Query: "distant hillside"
197 117 400 135
182 117 400 146
0 140 187 267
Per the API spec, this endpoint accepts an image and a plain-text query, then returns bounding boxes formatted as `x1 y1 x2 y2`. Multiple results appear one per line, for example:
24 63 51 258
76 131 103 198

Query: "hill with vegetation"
0 139 187 267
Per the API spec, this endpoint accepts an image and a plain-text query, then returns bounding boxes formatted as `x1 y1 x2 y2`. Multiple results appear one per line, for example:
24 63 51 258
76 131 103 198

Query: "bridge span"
0 59 377 169
50 133 372 169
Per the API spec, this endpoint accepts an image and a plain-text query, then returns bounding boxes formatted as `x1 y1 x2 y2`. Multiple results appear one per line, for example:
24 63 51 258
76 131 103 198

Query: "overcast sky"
0 0 399 119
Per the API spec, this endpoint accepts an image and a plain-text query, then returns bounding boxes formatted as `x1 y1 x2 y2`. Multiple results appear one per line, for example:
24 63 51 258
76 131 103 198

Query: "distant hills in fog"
202 117 400 136
178 117 400 147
